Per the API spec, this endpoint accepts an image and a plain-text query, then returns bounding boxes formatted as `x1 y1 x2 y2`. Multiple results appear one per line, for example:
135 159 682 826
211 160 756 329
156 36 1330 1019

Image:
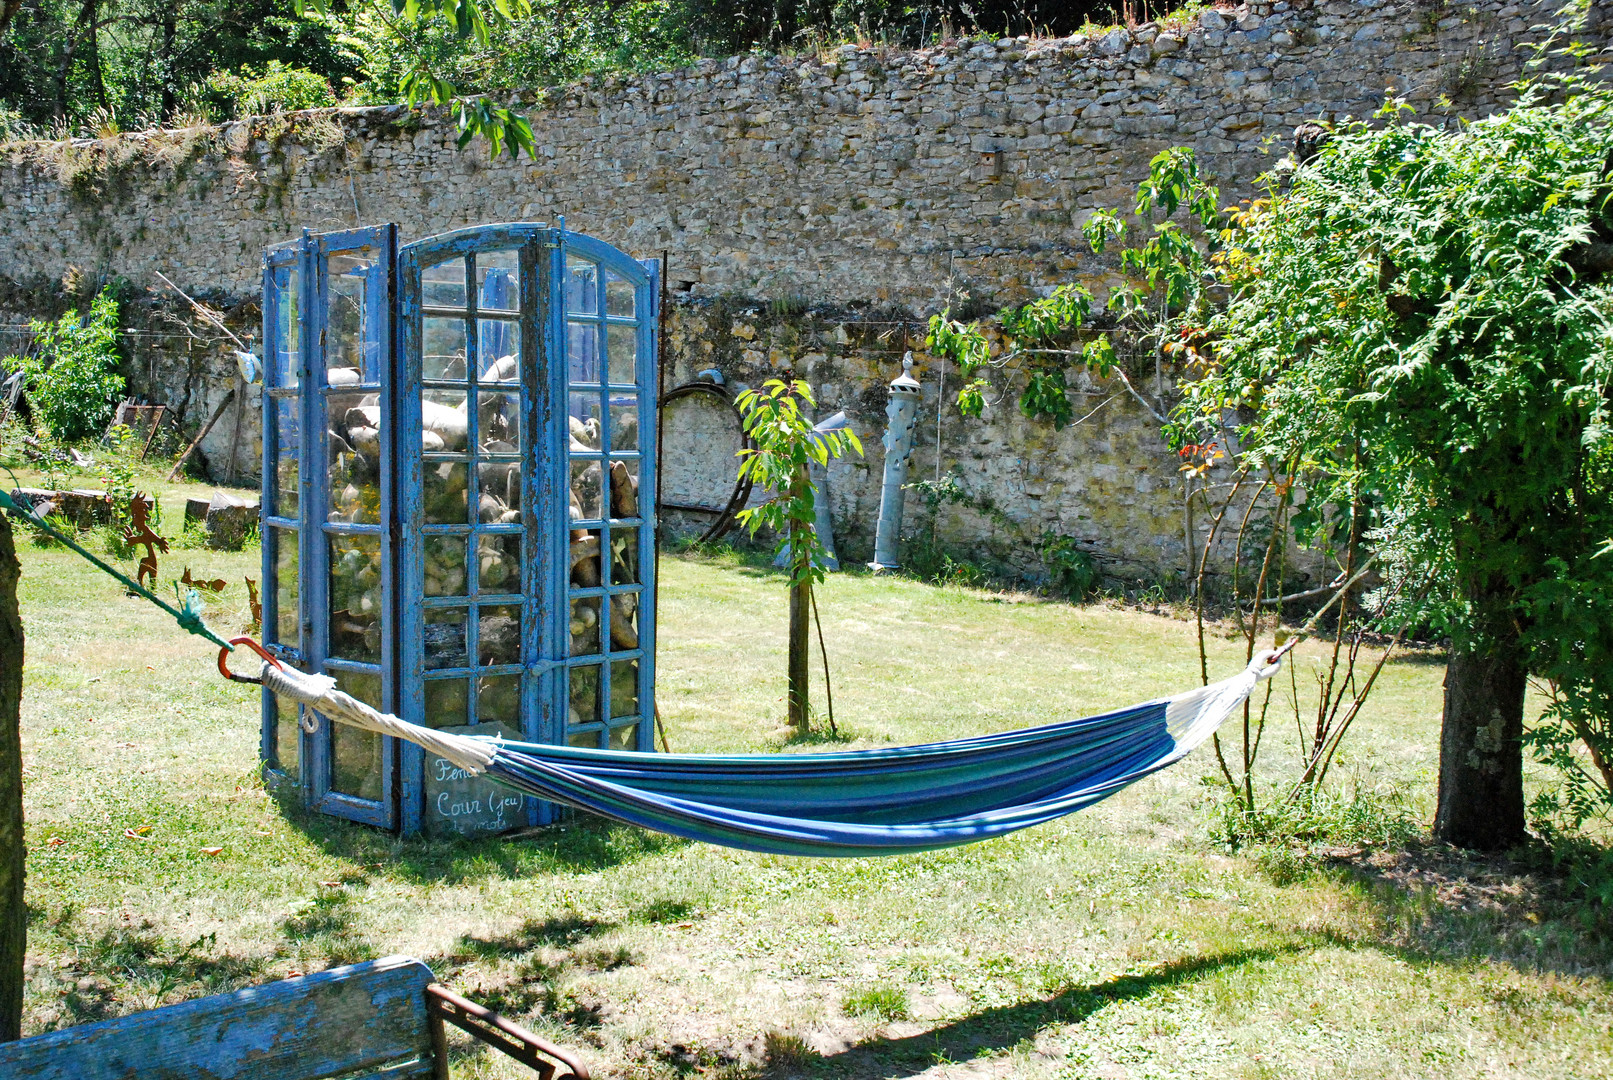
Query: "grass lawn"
10 513 1613 1078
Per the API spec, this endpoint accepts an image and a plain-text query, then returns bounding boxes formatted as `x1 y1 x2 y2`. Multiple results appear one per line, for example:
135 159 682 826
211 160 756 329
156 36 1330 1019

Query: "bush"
196 62 336 121
1207 780 1422 884
10 289 124 443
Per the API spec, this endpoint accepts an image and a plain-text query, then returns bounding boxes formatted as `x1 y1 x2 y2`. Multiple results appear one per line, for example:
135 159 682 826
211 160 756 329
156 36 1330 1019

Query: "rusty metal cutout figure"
122 494 168 591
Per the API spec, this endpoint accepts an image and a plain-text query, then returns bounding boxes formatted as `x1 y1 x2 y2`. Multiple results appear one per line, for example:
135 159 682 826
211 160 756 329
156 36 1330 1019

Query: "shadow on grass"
274 791 690 887
1316 842 1613 980
50 925 272 1030
433 912 633 1028
761 945 1319 1078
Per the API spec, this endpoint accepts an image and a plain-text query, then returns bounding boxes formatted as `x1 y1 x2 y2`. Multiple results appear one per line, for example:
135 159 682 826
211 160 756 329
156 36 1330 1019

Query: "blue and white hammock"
262 652 1282 858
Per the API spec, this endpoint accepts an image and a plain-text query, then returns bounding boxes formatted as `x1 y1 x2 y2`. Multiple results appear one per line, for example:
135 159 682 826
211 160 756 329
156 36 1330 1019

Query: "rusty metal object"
426 982 590 1080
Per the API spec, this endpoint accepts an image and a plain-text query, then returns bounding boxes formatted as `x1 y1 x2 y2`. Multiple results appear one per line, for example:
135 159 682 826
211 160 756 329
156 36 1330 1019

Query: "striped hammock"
262 653 1281 858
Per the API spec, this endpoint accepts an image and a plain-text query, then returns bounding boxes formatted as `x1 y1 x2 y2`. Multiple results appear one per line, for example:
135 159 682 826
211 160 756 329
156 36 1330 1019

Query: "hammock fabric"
261 652 1281 858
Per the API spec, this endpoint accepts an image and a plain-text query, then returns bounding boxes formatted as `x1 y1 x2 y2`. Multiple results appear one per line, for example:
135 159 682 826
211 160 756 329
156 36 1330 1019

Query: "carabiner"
217 636 284 685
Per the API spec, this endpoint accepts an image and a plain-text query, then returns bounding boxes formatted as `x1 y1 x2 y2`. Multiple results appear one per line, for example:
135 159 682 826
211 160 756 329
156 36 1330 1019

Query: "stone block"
205 490 260 552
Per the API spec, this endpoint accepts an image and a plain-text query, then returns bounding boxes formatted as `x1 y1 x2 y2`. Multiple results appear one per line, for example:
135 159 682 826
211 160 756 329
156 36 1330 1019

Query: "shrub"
196 62 336 121
11 289 124 443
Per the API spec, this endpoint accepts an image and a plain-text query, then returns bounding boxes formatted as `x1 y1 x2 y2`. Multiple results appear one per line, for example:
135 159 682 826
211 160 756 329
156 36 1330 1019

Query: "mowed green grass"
11 525 1613 1078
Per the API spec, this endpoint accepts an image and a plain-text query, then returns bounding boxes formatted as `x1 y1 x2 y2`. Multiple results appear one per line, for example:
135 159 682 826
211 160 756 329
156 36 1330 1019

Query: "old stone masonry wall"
0 1 1605 580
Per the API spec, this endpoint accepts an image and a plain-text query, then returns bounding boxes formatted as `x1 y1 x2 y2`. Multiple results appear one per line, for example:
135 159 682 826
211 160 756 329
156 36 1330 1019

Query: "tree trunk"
0 511 25 1041
786 462 810 735
787 577 810 735
1434 620 1528 851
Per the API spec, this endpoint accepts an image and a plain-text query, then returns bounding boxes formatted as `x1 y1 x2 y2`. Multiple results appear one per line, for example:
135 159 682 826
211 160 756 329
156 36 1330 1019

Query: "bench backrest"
0 955 439 1080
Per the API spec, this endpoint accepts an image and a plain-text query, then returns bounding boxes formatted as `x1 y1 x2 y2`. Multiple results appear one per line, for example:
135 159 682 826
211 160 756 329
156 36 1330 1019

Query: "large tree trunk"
0 511 24 1041
1434 618 1528 851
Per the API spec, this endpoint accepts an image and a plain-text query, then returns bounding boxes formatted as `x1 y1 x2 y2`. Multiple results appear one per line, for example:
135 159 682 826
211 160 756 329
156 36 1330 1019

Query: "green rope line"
0 487 234 652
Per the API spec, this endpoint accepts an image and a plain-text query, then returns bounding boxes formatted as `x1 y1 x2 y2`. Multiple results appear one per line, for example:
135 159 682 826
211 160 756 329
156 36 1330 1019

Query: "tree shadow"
762 945 1319 1079
1311 842 1613 981
429 912 632 1029
272 791 690 887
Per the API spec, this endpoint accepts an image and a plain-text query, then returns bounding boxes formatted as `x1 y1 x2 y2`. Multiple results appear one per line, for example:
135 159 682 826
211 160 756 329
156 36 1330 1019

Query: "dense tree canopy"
0 0 1111 137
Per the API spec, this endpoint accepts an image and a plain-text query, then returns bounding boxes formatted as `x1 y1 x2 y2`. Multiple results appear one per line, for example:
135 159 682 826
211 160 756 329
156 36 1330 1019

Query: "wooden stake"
167 387 236 482
0 511 24 1042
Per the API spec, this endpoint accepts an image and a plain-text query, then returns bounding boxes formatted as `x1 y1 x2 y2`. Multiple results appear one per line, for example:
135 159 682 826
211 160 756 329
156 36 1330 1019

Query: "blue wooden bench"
0 954 589 1080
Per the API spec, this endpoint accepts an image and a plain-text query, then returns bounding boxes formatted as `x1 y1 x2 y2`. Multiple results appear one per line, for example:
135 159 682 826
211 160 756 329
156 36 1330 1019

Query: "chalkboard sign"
423 724 527 837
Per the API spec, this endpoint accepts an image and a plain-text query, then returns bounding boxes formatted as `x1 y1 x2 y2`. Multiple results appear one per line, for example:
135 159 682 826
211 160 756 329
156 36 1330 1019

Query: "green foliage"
1038 533 1095 602
196 61 336 120
841 981 909 1021
1208 780 1422 881
1178 51 1613 823
733 379 862 587
926 149 1222 427
11 290 125 443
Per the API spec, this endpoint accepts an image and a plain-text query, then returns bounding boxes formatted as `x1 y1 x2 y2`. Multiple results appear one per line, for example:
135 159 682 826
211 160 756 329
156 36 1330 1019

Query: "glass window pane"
477 250 520 312
608 722 638 751
424 462 470 524
275 695 300 782
478 533 519 593
608 528 640 588
569 596 600 657
273 525 299 646
327 247 380 382
477 391 521 453
570 529 601 587
569 393 602 449
330 669 383 802
329 437 380 526
425 677 469 730
478 605 521 666
478 462 520 524
273 395 300 518
611 660 638 720
607 324 637 385
423 258 467 308
477 674 520 727
608 396 638 453
566 257 597 314
479 320 519 382
423 317 468 381
569 664 600 726
422 387 468 451
570 458 603 522
424 608 468 670
567 321 599 384
609 458 640 520
424 535 468 597
605 270 634 317
329 533 382 663
568 729 602 749
609 590 639 650
272 263 301 389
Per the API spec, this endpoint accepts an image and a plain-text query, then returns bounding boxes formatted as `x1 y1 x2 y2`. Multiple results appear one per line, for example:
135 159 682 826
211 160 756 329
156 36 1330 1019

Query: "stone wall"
0 0 1604 582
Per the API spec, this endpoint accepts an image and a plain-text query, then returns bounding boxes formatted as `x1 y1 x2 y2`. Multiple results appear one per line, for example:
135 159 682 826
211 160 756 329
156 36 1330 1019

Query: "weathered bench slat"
0 955 437 1080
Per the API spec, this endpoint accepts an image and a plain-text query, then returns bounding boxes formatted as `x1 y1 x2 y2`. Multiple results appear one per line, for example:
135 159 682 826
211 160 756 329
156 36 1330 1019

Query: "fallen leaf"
124 825 153 840
676 922 695 930
88 676 100 683
286 970 305 978
317 880 341 888
115 742 137 749
200 847 224 856
145 665 154 671
46 836 65 847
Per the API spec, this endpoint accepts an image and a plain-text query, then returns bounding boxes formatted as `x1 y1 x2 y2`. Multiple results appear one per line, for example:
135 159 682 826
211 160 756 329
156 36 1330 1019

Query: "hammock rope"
259 649 1284 858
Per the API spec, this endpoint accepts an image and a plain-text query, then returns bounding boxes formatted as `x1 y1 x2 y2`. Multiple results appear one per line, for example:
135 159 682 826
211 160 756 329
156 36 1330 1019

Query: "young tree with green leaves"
8 287 124 443
734 378 861 735
1183 66 1613 850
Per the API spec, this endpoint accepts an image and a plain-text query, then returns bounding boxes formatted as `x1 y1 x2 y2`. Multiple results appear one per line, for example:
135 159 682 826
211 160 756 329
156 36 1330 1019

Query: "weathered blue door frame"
262 222 658 835
261 225 399 830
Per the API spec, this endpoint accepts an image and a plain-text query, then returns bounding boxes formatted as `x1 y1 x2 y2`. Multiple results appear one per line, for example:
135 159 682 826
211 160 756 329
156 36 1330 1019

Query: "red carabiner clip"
218 636 284 685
